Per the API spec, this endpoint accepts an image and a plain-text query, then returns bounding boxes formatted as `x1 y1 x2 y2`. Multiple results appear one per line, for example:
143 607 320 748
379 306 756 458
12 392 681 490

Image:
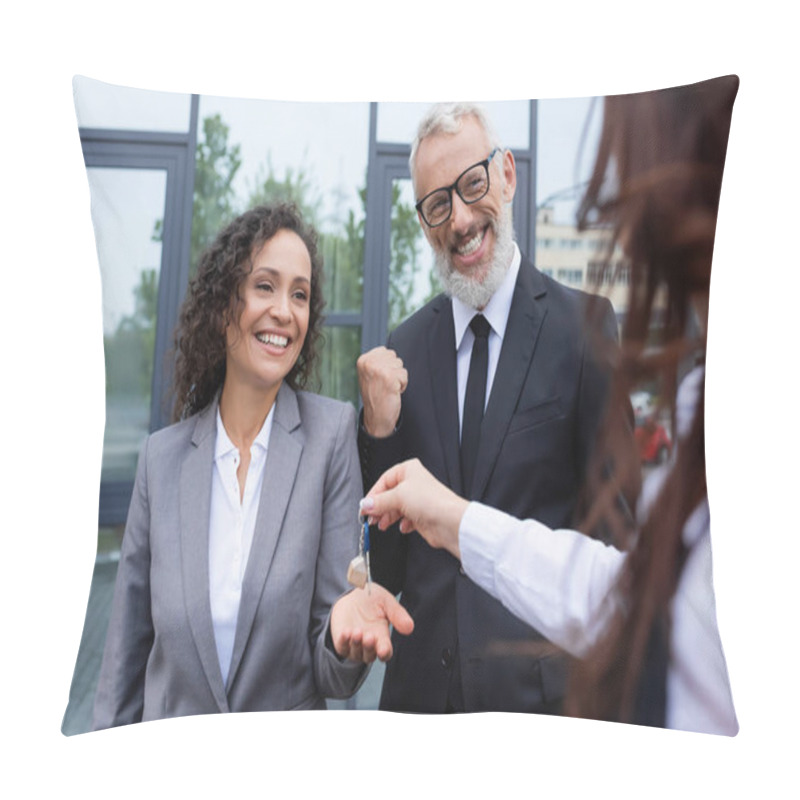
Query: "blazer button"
441 647 453 669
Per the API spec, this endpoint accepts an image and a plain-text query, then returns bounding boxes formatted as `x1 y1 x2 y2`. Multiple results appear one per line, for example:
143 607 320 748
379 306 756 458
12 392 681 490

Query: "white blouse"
208 406 275 686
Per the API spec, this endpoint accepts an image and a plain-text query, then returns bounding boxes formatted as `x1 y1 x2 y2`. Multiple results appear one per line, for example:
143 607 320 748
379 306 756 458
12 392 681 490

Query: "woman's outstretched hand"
330 583 414 663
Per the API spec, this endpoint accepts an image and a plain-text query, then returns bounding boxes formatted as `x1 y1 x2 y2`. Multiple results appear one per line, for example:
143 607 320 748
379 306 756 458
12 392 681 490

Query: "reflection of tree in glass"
321 186 365 313
152 113 242 282
248 153 322 229
317 190 366 405
152 113 438 405
190 114 242 275
244 151 366 403
388 182 439 331
104 268 158 399
174 113 368 404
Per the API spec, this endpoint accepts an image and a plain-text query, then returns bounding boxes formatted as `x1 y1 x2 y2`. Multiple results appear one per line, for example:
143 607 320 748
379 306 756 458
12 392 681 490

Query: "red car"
630 391 672 464
634 417 672 464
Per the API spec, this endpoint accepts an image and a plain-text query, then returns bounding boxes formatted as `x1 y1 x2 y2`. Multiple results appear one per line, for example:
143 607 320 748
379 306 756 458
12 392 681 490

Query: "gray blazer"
93 383 367 729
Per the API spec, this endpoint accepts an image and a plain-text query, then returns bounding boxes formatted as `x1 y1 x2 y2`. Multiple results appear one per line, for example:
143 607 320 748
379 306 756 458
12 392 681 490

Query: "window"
557 268 584 285
195 95 371 407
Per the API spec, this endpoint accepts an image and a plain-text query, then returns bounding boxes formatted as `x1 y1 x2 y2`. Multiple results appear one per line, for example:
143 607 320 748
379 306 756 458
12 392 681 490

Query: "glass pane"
536 96 603 223
318 325 361 408
377 100 531 149
387 178 438 332
320 224 363 314
73 75 191 132
535 96 629 315
86 167 167 484
193 95 368 314
536 97 665 484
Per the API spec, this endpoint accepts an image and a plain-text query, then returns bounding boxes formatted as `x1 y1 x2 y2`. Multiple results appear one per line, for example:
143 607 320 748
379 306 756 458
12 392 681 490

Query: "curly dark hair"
171 203 325 421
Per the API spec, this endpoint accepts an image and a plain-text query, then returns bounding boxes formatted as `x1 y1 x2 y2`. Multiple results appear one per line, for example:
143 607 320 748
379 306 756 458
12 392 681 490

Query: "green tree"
388 181 432 331
247 153 323 227
150 113 243 278
152 112 437 406
190 114 242 274
104 267 158 398
245 159 366 402
324 198 365 312
133 266 158 322
316 187 367 403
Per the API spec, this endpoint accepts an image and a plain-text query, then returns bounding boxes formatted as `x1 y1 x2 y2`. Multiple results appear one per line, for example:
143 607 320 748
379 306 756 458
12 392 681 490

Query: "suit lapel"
226 382 303 690
427 297 463 495
180 399 230 712
471 257 547 500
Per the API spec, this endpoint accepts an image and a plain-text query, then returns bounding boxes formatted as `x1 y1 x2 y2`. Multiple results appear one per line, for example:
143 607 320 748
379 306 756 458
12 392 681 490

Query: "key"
347 516 372 591
364 517 372 591
347 555 368 589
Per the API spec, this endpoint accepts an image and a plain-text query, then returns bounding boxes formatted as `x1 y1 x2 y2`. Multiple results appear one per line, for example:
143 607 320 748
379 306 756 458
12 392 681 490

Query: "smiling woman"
172 204 326 422
223 230 313 416
92 202 413 729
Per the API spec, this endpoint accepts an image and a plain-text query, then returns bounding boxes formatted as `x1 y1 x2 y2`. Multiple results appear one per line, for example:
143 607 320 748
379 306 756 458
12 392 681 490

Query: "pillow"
63 76 738 739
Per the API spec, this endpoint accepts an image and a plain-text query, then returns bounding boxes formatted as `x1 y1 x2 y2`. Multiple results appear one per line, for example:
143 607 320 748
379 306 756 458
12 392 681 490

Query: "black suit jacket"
359 254 622 713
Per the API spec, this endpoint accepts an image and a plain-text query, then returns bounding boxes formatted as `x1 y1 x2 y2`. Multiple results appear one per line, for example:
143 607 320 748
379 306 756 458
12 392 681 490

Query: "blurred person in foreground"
93 203 412 729
362 76 739 734
357 102 632 714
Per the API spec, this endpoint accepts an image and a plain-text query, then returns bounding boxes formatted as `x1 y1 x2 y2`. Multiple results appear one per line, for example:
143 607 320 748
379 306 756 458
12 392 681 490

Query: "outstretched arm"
363 458 626 658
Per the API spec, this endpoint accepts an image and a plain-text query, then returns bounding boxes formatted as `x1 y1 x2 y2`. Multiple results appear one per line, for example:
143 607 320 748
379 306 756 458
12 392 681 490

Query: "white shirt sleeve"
457 498 738 735
666 500 738 735
458 501 626 657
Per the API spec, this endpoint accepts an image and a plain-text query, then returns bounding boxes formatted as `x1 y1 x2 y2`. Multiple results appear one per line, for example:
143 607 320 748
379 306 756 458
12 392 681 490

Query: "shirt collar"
452 242 521 349
215 402 276 460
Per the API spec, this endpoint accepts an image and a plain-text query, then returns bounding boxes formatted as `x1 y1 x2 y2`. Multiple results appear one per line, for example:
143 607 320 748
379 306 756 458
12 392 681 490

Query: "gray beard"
433 209 515 310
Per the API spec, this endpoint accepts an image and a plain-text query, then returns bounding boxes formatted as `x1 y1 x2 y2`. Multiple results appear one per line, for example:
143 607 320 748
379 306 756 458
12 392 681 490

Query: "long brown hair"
567 76 739 724
171 203 325 421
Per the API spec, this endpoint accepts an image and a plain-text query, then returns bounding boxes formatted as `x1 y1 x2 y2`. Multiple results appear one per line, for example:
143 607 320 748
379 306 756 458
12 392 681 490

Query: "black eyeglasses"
415 148 501 228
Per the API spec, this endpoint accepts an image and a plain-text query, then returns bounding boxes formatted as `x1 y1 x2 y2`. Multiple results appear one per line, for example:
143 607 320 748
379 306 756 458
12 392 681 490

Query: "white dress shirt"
452 243 521 436
458 366 738 735
208 406 275 686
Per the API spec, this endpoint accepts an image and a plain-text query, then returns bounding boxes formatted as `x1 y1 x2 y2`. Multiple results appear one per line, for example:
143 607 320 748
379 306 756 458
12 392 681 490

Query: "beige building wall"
533 206 629 317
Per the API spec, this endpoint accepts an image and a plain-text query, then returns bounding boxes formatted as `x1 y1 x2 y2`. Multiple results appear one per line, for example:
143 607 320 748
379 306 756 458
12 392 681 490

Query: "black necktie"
460 314 490 498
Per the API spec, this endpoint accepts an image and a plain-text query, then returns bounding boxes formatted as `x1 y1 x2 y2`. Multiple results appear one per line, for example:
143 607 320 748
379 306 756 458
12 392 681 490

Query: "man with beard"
356 103 624 714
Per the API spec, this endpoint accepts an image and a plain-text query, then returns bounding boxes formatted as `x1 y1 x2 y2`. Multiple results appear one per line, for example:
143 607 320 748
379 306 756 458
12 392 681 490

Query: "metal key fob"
347 516 372 590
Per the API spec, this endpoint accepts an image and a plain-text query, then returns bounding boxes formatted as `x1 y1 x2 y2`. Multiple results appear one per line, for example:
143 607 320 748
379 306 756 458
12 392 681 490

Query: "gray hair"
409 102 503 195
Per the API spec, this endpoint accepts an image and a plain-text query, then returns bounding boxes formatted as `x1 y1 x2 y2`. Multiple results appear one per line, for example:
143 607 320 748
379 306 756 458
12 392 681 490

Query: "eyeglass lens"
421 163 490 226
